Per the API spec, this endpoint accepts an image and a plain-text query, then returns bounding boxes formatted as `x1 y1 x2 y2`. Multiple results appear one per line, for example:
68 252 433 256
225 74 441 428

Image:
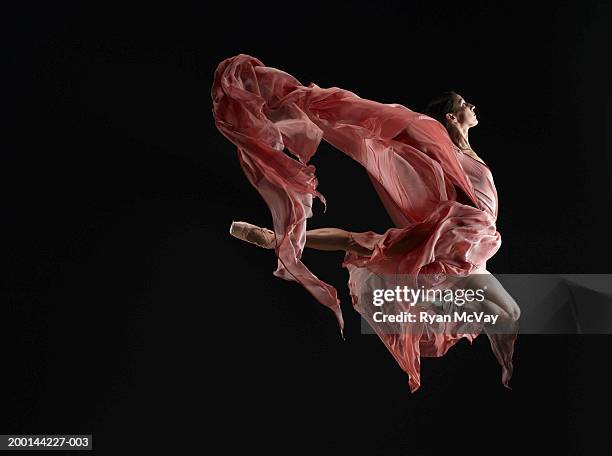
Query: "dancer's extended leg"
230 221 373 256
306 228 373 256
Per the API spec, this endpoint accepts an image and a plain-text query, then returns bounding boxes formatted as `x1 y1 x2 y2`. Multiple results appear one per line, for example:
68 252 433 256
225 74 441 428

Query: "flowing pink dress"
212 54 517 392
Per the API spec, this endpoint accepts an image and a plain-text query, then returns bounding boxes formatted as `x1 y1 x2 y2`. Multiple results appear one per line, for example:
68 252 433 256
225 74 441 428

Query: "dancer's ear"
445 112 456 123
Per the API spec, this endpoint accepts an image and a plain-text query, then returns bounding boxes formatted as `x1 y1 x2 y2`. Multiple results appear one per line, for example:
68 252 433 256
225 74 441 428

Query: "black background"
5 1 612 454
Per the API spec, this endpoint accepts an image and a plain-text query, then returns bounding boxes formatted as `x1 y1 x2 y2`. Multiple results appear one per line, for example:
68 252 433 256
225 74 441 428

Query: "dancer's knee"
305 227 351 251
496 296 520 322
467 270 521 322
507 301 521 321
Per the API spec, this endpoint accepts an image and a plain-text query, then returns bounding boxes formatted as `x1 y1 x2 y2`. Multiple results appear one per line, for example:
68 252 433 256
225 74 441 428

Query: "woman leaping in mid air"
213 54 520 391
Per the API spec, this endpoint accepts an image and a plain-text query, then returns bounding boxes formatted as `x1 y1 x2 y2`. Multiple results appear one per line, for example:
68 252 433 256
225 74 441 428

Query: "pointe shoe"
229 221 276 249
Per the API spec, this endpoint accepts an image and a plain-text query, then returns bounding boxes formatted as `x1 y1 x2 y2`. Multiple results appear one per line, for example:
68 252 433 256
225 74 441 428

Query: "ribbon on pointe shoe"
229 221 276 249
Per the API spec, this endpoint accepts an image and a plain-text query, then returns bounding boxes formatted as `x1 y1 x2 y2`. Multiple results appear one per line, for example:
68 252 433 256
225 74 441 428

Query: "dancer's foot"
229 221 276 249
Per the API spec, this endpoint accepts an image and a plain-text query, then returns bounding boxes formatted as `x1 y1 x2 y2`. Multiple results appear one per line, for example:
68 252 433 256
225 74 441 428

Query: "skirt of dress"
212 54 517 392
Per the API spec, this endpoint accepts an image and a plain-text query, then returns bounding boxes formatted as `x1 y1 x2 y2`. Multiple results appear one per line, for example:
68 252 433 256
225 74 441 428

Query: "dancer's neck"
449 125 471 150
448 125 486 164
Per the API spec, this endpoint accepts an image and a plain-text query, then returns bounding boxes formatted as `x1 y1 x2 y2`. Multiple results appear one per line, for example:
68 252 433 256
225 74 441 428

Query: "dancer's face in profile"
448 94 478 128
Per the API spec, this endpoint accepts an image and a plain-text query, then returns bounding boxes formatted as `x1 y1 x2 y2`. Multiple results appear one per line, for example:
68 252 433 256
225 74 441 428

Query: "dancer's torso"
453 146 498 219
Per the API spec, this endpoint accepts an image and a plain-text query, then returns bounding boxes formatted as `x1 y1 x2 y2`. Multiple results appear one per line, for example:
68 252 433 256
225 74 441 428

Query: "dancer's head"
424 92 478 131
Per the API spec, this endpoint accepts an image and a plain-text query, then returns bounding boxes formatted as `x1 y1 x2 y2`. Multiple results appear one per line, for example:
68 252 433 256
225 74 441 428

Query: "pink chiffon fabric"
212 54 517 392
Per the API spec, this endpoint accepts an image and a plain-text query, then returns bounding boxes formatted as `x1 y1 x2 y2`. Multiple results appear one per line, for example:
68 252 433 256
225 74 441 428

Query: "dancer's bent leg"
456 267 521 333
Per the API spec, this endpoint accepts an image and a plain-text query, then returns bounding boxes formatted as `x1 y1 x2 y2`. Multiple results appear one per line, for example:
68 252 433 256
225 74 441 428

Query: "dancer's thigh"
459 266 521 320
